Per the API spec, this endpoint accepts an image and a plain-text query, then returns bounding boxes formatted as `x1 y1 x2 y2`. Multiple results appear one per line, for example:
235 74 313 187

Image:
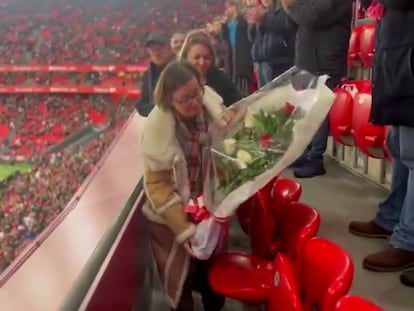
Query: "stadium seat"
335 295 383 311
351 91 385 158
383 126 392 161
271 177 302 222
236 177 276 236
341 79 372 98
300 238 354 311
329 88 355 146
208 203 320 304
348 25 363 67
359 23 376 68
268 254 302 311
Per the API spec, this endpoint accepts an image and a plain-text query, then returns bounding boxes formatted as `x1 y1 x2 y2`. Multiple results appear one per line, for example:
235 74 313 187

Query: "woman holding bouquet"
140 61 234 310
179 30 243 107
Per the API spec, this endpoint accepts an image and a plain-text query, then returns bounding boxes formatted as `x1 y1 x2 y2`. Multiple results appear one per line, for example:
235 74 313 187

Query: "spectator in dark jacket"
348 0 414 286
221 0 254 95
135 33 175 117
246 0 297 87
281 0 352 178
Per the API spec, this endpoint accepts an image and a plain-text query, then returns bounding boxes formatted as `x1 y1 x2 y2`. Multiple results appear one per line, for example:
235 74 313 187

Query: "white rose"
244 111 256 128
236 159 248 169
236 150 253 164
223 138 237 155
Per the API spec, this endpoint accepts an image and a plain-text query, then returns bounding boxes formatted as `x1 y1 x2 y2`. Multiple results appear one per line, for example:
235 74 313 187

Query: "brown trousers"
173 258 226 311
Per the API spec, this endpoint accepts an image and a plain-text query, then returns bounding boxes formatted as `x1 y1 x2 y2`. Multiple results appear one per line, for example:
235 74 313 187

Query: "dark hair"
179 30 216 67
153 60 202 110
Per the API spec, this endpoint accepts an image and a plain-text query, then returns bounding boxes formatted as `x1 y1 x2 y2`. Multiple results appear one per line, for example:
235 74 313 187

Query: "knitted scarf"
174 109 210 199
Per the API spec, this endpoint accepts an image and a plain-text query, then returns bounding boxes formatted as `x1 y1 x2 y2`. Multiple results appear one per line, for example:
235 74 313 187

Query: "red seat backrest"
359 23 376 68
329 88 355 146
237 177 277 236
335 295 383 311
352 92 385 158
301 238 354 311
249 184 278 259
348 25 363 67
268 254 303 311
277 202 320 277
271 178 302 226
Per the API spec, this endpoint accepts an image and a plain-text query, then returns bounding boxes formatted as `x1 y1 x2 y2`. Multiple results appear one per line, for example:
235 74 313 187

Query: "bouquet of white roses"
189 67 335 259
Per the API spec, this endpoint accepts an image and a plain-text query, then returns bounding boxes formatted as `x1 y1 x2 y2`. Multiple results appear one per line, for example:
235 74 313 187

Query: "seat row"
329 79 390 160
348 22 376 69
207 177 383 310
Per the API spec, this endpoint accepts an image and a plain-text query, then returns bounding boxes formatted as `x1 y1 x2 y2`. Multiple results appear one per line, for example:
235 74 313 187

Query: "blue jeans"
256 63 270 88
375 126 414 252
302 77 339 162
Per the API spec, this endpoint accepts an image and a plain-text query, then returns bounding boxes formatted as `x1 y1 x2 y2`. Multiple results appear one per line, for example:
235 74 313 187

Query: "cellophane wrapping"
190 67 335 259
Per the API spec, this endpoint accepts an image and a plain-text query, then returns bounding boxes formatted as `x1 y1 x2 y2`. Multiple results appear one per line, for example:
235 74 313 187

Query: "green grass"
0 162 32 182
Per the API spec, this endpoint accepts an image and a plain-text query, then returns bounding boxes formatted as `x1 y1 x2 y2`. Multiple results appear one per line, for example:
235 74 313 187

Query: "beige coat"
140 85 227 308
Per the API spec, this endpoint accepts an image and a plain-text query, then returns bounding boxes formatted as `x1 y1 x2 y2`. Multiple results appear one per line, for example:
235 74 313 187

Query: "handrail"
59 178 144 311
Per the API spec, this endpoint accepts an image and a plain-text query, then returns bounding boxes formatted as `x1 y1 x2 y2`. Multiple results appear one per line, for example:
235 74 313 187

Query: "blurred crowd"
0 0 224 273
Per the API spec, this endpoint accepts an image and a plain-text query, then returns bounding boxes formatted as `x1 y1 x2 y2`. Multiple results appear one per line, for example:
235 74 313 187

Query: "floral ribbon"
184 195 229 224
185 196 210 224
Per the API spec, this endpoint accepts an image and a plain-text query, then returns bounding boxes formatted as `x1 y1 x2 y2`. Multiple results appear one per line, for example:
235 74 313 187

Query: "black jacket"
369 0 414 127
248 8 297 69
135 62 166 117
206 67 243 106
222 15 254 79
286 0 352 86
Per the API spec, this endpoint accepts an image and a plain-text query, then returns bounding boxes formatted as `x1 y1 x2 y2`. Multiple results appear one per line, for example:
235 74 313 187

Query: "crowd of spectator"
0 0 225 274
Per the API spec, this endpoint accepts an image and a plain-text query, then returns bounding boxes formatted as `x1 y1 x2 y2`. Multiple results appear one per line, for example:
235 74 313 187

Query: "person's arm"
144 163 195 243
221 22 229 42
215 69 243 106
281 0 349 27
135 71 153 117
248 24 257 43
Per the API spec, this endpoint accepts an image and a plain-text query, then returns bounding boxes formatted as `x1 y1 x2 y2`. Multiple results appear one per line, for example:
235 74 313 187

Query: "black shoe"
401 268 414 287
293 160 326 178
289 155 306 168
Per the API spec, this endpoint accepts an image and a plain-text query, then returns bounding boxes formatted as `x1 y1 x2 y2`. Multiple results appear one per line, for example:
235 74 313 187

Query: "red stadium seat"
271 178 302 222
351 91 385 158
208 203 320 304
268 254 303 311
236 177 276 236
359 23 376 68
348 25 363 67
335 295 383 311
329 88 355 146
300 238 354 311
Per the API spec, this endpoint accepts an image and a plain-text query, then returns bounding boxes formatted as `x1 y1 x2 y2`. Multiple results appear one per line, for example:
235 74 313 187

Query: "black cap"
145 33 170 47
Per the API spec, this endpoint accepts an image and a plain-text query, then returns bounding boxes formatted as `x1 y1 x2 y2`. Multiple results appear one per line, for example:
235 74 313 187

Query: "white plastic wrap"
188 67 335 259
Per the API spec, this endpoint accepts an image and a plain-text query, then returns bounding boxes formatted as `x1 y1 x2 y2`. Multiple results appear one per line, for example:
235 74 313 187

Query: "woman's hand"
182 240 197 258
222 106 248 131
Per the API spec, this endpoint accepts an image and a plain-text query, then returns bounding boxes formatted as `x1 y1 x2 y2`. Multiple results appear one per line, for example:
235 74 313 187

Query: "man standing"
221 0 254 95
136 33 174 117
349 0 414 284
281 0 352 178
246 0 296 87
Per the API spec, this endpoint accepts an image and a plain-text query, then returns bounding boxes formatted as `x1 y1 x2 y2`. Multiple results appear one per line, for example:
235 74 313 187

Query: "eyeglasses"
174 90 203 106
